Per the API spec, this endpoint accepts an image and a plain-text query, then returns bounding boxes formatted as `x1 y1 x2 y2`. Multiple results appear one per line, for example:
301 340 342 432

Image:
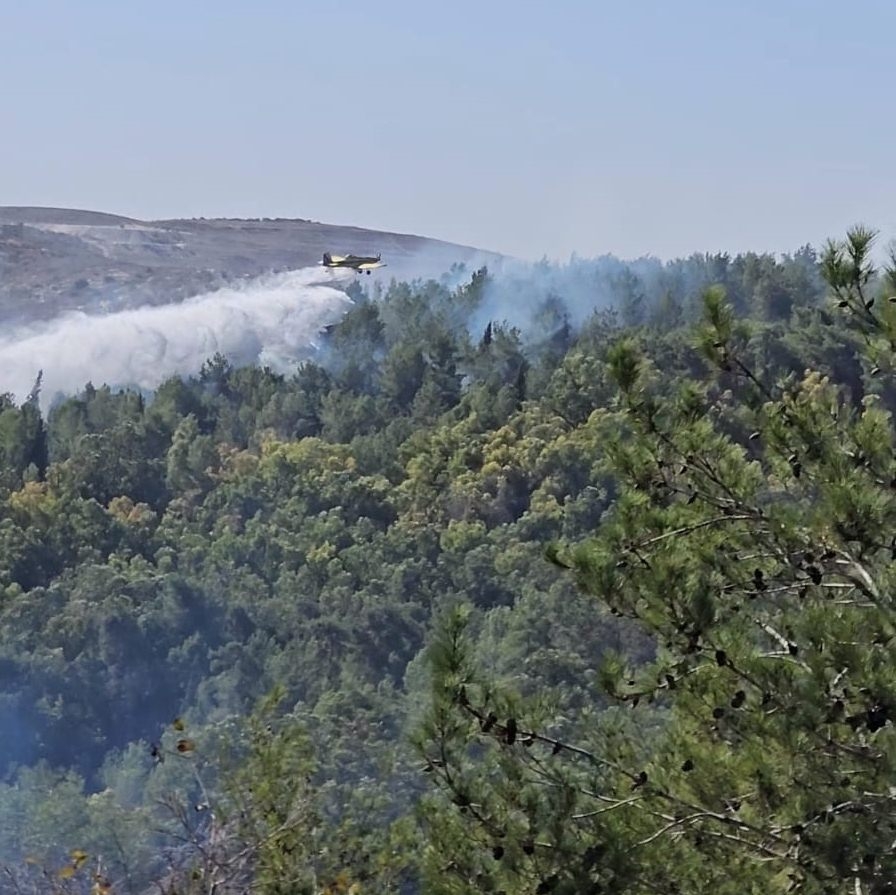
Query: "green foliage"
0 241 870 892
416 231 896 894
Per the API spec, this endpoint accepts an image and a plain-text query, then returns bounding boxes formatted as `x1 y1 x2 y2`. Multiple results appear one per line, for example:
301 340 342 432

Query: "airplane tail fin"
322 252 332 266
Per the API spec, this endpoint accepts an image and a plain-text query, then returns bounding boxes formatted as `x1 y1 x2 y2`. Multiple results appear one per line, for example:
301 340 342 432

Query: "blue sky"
2 0 894 260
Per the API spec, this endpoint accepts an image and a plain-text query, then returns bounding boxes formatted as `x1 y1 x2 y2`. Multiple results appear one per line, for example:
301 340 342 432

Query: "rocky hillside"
0 207 499 323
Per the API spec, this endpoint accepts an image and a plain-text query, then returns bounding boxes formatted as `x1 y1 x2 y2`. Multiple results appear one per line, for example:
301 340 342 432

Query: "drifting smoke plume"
0 266 354 410
466 254 660 337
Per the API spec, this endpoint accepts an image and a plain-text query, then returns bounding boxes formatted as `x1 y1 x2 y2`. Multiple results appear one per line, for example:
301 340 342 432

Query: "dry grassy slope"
0 207 500 323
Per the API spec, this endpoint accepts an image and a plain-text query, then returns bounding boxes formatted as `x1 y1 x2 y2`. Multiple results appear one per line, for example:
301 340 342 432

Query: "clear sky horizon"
2 1 894 261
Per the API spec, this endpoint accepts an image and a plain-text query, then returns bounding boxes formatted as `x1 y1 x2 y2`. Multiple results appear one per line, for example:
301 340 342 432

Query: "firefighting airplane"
321 252 386 274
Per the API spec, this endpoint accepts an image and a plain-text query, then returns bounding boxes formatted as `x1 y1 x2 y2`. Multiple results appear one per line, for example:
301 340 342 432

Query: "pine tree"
418 228 896 895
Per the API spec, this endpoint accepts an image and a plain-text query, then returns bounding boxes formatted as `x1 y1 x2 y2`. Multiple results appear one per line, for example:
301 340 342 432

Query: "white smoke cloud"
0 267 354 410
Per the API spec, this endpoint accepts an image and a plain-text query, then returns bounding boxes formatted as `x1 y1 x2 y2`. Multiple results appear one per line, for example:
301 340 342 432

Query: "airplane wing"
358 261 386 271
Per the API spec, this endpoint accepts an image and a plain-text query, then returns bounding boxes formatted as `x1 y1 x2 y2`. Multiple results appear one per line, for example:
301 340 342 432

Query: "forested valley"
2 232 895 894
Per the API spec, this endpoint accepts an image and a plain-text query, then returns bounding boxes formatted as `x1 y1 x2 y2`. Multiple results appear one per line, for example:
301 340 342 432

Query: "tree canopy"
0 236 890 893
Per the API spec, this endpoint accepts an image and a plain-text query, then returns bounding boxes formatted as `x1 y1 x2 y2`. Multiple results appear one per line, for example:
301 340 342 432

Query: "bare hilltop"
0 207 499 324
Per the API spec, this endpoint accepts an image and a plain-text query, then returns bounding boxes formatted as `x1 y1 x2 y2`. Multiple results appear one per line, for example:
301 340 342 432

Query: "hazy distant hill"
0 207 499 323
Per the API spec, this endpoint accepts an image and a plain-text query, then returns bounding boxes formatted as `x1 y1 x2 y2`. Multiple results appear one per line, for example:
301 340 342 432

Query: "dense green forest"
1 233 894 894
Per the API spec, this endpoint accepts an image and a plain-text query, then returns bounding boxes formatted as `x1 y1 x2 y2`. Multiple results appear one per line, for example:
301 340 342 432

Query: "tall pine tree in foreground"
418 227 896 895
